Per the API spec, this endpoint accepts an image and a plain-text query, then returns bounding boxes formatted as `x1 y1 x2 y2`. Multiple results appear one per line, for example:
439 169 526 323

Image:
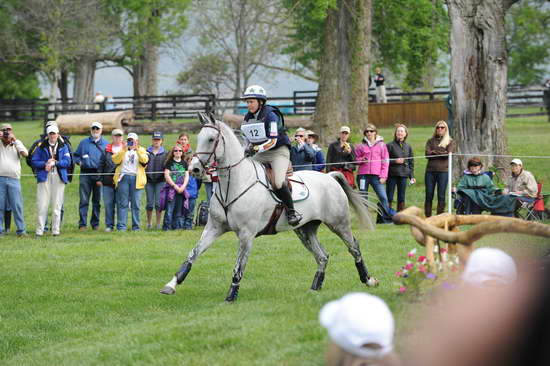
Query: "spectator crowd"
0 119 542 237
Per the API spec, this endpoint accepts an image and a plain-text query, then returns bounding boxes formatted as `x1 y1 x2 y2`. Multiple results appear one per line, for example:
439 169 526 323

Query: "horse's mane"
210 119 247 151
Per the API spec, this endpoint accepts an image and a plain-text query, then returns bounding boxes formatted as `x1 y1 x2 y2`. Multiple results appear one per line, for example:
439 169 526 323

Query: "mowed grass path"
1 117 550 365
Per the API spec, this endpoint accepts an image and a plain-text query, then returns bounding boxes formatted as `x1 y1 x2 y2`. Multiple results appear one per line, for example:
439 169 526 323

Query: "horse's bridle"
192 124 224 171
192 122 266 217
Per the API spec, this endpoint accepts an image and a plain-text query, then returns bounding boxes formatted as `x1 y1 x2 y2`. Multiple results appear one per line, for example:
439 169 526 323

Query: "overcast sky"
88 52 318 99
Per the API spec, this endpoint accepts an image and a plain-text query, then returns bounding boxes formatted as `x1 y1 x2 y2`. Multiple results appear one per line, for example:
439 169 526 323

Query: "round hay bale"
56 110 135 134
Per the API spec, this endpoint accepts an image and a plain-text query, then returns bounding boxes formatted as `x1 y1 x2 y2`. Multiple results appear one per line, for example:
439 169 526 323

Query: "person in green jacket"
455 157 516 215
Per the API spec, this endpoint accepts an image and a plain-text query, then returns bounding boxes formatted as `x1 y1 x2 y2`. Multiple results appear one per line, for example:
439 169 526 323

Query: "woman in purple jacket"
355 124 392 223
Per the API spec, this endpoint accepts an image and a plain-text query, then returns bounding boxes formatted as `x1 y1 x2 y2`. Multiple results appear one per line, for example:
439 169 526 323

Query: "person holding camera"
0 123 28 236
73 121 108 231
326 126 356 188
290 127 315 171
31 125 72 237
112 132 149 231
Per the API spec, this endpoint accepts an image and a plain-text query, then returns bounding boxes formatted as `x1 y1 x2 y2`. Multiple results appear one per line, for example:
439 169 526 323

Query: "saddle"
256 163 310 237
263 163 309 202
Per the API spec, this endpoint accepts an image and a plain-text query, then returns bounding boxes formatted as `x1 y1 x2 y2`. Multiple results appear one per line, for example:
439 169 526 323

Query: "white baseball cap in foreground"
462 247 517 287
320 292 395 359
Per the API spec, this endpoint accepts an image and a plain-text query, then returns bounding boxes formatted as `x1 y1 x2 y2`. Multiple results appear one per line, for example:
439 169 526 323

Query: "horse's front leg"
225 232 254 302
160 221 227 295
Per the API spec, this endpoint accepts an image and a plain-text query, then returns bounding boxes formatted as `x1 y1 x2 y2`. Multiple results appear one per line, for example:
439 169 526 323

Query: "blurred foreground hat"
1 123 13 130
91 121 103 129
320 292 394 359
127 132 138 140
510 158 523 166
340 126 351 133
152 131 164 139
111 129 123 136
462 247 517 287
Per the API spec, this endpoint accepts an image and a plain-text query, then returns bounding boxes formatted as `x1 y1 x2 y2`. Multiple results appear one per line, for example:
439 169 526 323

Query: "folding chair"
515 183 545 221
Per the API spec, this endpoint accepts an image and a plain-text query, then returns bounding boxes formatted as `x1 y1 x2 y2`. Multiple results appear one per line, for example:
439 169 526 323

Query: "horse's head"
189 112 224 177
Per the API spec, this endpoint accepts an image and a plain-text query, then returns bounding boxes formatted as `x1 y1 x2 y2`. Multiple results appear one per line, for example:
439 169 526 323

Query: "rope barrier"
14 151 550 177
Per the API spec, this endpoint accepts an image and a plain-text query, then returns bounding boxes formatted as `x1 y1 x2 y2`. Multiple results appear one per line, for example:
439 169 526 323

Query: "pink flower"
418 264 427 273
395 271 403 277
399 286 407 293
404 263 414 270
440 248 448 254
418 255 427 263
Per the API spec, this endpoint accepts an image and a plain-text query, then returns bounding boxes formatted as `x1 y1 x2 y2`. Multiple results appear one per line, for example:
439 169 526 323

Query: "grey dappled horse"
160 113 378 301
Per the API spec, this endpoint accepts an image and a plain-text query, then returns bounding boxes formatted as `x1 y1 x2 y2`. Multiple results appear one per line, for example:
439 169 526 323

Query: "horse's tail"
329 171 376 230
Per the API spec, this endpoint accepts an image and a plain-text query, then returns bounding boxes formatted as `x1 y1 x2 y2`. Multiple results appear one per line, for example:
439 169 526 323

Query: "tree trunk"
145 42 158 96
133 59 147 98
314 7 341 146
448 0 517 174
348 0 372 132
58 68 69 103
73 56 96 104
314 0 372 145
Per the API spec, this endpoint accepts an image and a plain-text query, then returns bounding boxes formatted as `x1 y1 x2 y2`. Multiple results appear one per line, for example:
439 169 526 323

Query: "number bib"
241 120 268 143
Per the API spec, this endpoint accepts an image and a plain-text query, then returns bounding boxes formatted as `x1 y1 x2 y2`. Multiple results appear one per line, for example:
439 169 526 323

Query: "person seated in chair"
503 158 538 204
240 85 302 226
455 157 516 216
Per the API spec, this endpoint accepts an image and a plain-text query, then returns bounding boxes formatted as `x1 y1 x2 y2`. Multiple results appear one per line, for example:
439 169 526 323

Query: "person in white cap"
320 292 401 366
31 124 72 237
462 247 518 288
73 121 108 230
326 125 357 188
504 158 538 202
0 123 28 236
112 132 149 231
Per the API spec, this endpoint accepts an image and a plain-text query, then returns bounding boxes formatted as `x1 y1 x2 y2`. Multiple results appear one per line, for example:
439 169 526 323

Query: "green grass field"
1 117 550 365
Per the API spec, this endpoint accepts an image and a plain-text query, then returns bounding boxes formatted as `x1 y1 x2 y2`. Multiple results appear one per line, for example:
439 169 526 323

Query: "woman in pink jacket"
355 124 393 223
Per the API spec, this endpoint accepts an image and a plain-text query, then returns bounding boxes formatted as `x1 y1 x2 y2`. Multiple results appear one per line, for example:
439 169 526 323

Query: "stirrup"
287 210 303 226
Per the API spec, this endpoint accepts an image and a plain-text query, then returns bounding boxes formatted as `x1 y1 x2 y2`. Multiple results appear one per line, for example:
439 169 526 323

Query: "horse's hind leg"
326 222 378 287
160 221 227 295
295 221 329 290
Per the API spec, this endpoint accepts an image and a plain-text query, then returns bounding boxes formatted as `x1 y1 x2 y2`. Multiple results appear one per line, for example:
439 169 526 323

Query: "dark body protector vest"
242 105 290 149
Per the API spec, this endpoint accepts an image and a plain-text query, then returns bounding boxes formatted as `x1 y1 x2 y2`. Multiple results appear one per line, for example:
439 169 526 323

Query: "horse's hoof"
367 277 379 287
160 286 176 295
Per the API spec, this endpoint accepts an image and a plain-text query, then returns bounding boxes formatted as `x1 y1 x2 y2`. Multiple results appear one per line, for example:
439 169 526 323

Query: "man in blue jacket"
31 125 72 237
290 127 315 171
73 121 108 230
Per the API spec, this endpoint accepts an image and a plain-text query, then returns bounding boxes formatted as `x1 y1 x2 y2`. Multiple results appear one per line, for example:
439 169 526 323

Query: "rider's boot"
274 185 302 226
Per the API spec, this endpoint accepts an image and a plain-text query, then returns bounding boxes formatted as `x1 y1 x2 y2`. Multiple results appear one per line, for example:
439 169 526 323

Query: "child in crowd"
183 152 199 229
161 144 189 230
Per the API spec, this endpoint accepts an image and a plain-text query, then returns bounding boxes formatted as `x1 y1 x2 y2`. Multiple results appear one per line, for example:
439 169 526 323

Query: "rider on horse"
240 85 303 226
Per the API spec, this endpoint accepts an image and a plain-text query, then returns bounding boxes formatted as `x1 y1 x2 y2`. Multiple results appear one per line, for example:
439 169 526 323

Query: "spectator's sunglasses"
2 128 12 132
436 126 446 129
91 126 101 130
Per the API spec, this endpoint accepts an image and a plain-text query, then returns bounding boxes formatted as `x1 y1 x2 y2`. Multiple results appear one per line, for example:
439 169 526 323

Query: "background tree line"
0 0 549 170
